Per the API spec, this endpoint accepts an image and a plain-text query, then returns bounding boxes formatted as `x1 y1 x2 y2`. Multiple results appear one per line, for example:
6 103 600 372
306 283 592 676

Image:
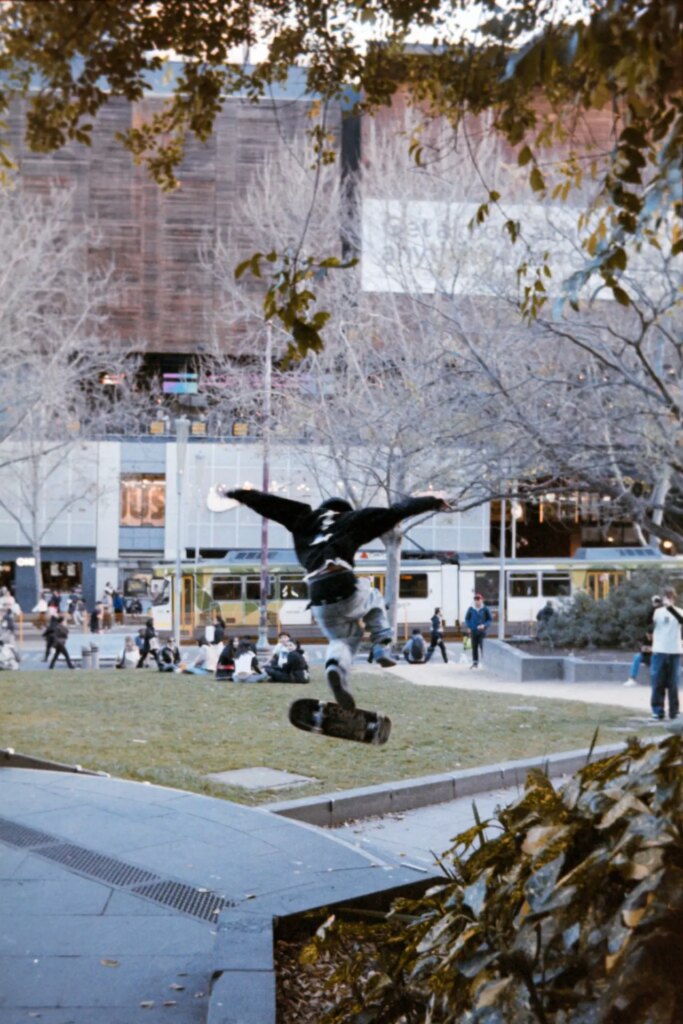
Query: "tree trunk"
383 528 403 641
648 464 671 547
32 539 42 607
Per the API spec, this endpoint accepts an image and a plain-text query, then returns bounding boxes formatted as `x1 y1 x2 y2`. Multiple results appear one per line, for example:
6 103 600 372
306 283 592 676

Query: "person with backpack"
403 628 427 663
424 607 448 663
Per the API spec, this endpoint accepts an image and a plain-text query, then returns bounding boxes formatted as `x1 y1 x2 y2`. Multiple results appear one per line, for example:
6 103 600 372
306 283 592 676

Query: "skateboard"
288 698 391 745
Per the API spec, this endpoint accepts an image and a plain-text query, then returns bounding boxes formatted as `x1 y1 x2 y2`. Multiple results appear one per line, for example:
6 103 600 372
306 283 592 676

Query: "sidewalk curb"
265 742 626 827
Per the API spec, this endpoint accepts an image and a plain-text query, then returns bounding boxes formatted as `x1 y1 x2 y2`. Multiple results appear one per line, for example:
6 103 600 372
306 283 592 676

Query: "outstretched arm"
223 488 312 532
347 495 449 548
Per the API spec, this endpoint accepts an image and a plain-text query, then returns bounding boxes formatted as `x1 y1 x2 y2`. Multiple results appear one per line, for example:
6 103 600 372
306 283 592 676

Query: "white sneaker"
623 679 638 687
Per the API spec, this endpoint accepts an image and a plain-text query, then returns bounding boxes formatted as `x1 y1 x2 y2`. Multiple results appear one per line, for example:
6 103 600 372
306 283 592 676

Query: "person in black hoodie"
49 616 75 669
219 486 450 709
137 618 161 668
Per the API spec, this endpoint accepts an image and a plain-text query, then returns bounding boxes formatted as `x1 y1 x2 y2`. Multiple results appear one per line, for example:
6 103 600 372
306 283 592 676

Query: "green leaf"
529 166 546 192
518 144 533 167
611 285 631 306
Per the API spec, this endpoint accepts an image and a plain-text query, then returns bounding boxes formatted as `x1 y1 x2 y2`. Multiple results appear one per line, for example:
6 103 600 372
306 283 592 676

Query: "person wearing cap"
464 593 493 669
219 486 451 709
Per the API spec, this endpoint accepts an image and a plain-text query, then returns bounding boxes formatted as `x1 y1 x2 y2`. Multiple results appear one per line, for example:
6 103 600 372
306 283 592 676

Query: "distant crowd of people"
113 620 311 684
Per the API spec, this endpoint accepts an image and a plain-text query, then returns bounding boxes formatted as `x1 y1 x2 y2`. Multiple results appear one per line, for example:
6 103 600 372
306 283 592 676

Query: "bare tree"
0 185 145 600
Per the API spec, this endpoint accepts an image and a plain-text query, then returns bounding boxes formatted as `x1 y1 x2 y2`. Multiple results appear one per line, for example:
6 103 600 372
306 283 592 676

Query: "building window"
399 573 428 598
120 474 166 527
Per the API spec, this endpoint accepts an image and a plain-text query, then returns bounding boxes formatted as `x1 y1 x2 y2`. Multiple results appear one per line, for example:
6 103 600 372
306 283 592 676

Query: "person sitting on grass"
403 628 427 663
264 637 310 683
232 638 268 683
184 638 223 676
215 637 236 681
0 637 20 670
157 636 181 673
116 635 139 670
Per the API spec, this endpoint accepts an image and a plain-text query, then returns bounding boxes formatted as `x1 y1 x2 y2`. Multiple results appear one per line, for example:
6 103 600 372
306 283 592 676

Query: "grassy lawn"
0 669 653 805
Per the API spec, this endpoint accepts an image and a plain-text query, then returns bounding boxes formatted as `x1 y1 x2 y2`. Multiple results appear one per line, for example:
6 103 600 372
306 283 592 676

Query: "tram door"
586 571 623 601
181 575 195 635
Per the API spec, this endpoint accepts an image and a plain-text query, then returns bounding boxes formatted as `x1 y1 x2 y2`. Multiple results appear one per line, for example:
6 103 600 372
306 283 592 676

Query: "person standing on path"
49 616 75 669
464 593 493 669
424 607 448 663
650 587 682 721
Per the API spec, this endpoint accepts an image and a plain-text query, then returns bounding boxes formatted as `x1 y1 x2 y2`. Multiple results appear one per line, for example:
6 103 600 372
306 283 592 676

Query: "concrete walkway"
0 769 434 1024
384 651 653 711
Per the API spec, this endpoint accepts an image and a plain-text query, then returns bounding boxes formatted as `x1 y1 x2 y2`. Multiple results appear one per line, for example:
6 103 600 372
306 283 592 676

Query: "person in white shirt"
650 586 683 721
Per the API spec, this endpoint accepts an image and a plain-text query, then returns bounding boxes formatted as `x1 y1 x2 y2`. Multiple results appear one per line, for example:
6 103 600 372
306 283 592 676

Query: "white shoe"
623 679 638 687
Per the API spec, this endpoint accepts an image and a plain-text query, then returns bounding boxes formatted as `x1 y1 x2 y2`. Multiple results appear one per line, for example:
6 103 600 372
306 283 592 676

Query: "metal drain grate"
132 880 226 922
38 843 161 888
0 814 233 922
0 817 60 849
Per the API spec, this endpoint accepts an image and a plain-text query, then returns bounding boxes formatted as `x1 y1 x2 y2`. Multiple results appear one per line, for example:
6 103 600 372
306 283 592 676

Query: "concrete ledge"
266 742 625 827
484 639 630 683
0 747 107 776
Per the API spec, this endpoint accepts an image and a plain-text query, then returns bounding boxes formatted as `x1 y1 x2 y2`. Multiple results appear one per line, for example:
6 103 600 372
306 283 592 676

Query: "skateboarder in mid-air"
218 487 450 710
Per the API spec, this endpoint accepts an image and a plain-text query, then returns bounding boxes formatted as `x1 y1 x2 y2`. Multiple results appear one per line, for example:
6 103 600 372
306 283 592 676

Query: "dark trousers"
650 653 680 719
137 643 160 668
425 634 448 663
471 631 485 665
43 640 54 661
49 643 74 669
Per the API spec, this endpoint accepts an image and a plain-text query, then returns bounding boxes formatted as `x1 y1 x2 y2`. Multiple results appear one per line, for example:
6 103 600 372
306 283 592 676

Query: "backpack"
410 635 426 660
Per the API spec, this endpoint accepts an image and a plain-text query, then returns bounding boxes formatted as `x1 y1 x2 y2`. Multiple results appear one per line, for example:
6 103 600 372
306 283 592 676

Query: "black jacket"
227 490 443 573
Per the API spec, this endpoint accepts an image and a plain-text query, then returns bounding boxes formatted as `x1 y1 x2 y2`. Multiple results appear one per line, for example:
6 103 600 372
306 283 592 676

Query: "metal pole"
257 327 272 654
194 452 204 567
498 496 506 640
174 417 190 647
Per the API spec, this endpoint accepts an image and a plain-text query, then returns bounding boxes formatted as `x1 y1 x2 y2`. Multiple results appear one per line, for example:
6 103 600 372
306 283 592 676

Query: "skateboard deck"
288 698 391 745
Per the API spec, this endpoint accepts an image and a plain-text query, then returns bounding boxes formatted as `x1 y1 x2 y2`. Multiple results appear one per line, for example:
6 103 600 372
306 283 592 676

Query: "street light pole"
257 326 272 654
497 496 506 640
174 417 190 648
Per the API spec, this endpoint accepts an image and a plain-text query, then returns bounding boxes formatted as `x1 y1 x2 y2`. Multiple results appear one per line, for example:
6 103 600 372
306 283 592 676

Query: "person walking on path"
49 616 75 669
425 607 448 663
42 614 59 662
137 618 161 669
650 587 682 721
464 593 493 669
623 595 662 686
220 486 450 709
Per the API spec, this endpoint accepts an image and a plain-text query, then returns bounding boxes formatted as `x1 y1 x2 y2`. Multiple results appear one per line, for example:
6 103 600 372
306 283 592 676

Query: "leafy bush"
306 735 683 1024
542 569 680 648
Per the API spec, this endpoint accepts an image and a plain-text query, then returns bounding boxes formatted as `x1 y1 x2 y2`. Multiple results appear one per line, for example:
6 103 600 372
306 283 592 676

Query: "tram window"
509 573 539 597
399 573 428 598
542 574 571 597
212 576 242 601
245 576 274 600
280 576 307 600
